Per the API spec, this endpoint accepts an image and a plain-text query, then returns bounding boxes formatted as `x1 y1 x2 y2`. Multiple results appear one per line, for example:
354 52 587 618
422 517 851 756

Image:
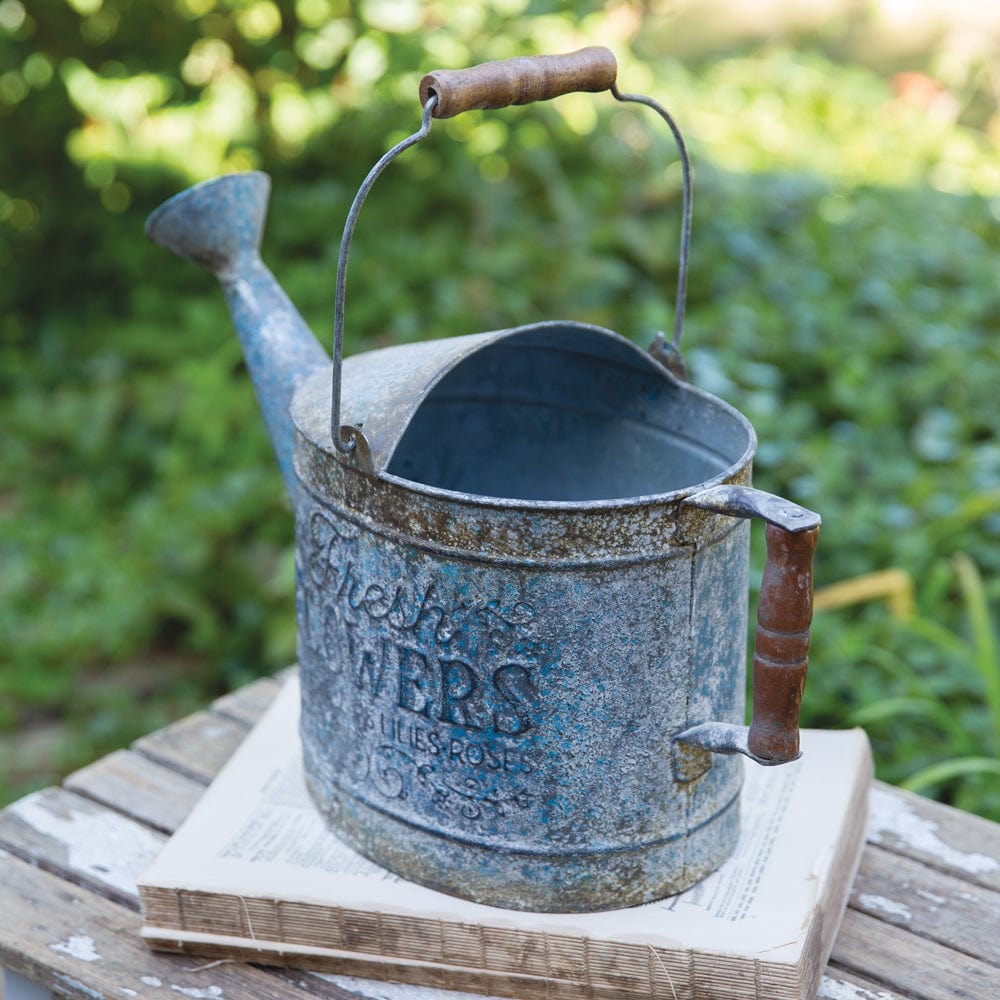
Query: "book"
139 678 872 1000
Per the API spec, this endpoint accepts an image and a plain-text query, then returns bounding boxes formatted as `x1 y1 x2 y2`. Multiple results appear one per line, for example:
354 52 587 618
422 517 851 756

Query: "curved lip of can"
294 321 759 514
378 450 755 514
302 392 758 515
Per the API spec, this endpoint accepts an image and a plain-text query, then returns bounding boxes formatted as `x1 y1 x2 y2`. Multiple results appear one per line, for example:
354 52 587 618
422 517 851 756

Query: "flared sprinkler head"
145 171 271 280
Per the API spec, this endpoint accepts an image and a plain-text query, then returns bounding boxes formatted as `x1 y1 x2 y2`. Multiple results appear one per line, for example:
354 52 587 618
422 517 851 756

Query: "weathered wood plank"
820 967 913 1000
868 782 1000 893
0 848 319 1000
273 971 392 1000
0 788 165 910
830 907 1000 999
211 675 284 728
131 710 248 785
305 971 514 1000
850 843 1000 965
0 792 371 1000
64 749 204 835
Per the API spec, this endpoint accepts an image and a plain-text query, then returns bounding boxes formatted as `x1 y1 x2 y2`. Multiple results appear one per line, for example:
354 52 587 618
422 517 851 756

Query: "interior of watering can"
385 325 753 502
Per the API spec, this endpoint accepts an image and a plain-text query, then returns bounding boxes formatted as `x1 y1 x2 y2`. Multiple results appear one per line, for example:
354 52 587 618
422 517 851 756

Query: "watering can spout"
145 171 329 496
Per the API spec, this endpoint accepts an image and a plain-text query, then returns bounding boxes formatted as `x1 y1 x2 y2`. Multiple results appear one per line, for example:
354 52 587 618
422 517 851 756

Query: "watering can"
146 48 820 912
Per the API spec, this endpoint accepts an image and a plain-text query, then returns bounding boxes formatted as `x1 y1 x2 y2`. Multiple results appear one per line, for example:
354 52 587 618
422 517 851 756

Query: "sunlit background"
3 0 1000 819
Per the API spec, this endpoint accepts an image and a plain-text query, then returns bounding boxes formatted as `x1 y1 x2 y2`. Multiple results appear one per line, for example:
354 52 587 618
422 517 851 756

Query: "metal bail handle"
330 46 693 455
675 485 821 766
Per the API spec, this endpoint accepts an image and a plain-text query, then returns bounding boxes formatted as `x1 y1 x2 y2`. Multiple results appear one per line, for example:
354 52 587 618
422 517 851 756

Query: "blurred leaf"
903 757 1000 794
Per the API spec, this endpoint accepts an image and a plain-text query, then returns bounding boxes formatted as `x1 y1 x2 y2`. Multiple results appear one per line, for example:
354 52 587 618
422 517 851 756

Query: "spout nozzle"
146 170 329 498
145 171 271 279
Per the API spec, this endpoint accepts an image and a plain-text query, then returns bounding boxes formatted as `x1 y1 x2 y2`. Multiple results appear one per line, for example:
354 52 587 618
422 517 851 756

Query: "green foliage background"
3 0 1000 818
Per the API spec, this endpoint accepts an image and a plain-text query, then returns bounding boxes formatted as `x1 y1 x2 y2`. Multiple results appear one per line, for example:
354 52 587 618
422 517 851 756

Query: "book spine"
138 885 183 928
142 885 787 999
141 931 710 1000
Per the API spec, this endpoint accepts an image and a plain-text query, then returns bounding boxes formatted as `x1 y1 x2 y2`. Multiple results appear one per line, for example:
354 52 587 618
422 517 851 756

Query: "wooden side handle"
419 47 618 119
681 484 821 766
748 523 819 762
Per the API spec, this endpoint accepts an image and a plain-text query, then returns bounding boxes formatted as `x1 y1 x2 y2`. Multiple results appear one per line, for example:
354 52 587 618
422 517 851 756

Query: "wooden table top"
2 671 999 1000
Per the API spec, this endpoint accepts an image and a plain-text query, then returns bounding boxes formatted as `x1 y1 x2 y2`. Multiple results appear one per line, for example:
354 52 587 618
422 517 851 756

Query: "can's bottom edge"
303 767 741 913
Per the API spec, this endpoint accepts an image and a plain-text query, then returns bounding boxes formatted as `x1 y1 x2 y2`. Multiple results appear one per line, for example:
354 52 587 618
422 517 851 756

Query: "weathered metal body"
290 323 755 910
146 48 820 912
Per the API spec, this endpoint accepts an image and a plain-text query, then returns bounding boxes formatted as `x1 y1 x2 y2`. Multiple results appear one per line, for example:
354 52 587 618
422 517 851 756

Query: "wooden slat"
1 746 379 999
0 849 317 1000
132 710 249 784
850 843 1000 964
820 967 913 1000
64 749 204 834
275 971 389 1000
830 908 1000 999
212 675 284 728
145 937 626 1000
0 787 165 909
868 782 1000 893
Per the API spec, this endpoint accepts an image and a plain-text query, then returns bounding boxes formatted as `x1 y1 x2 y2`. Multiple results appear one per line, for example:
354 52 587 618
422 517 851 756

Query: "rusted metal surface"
144 50 822 912
648 330 688 381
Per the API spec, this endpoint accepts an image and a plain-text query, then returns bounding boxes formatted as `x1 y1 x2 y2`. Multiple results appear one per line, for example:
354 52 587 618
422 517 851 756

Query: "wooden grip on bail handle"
748 523 819 763
419 47 618 119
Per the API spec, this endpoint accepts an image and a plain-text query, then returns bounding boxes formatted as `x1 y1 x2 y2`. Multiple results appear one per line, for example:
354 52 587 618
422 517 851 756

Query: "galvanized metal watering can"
146 48 820 912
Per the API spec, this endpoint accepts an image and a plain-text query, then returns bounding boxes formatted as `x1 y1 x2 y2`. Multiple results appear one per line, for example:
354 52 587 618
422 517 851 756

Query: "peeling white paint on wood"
915 889 945 905
118 990 139 997
867 787 1000 875
314 973 508 1000
141 976 163 987
858 894 912 921
53 971 106 999
9 792 163 895
169 986 223 998
50 933 102 962
818 975 896 999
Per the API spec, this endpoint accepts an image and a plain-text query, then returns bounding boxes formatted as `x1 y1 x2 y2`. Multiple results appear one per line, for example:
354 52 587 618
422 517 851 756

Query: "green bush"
3 1 1000 818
